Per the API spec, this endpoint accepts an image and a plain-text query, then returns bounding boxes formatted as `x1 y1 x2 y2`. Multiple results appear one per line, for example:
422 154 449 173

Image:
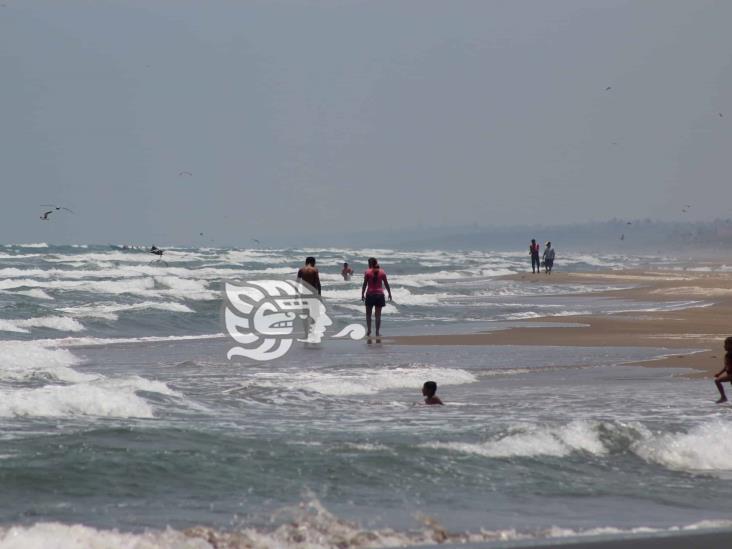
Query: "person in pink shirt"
361 257 392 337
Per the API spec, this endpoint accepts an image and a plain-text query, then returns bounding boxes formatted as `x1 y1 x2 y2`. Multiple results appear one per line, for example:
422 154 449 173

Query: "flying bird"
40 204 74 214
719 113 724 118
252 238 261 245
605 86 612 91
178 171 193 177
626 221 632 225
40 210 54 221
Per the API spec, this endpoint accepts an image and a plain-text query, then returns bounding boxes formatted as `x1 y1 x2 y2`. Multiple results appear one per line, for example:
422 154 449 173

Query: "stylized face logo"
224 280 339 362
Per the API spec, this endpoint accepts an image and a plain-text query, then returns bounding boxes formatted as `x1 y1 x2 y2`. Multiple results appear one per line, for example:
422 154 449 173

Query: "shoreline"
390 269 732 376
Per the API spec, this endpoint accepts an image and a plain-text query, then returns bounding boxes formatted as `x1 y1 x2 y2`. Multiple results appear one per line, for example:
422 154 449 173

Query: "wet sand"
392 270 732 376
438 528 732 549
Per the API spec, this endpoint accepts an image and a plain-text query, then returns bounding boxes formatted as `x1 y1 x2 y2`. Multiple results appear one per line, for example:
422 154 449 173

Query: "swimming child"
422 381 443 405
713 336 732 403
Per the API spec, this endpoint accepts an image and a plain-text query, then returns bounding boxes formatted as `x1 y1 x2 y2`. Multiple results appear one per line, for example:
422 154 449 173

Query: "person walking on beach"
297 256 322 295
713 337 732 403
529 239 541 273
543 242 555 274
361 257 392 337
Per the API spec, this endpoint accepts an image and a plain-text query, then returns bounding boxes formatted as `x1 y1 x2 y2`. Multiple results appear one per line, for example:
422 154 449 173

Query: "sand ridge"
391 269 732 376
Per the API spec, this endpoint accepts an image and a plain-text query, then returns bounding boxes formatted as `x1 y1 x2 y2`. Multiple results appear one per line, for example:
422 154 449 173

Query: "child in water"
713 337 732 403
422 381 443 405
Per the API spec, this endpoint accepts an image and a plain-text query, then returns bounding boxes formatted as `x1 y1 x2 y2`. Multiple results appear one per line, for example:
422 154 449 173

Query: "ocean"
0 243 730 548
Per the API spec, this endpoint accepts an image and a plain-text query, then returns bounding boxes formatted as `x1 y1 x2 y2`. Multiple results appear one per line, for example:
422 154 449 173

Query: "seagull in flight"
40 204 74 214
605 86 612 91
179 171 193 177
39 205 74 220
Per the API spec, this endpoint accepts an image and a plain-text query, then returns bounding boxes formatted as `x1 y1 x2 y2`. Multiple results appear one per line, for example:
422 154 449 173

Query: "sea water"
0 244 730 547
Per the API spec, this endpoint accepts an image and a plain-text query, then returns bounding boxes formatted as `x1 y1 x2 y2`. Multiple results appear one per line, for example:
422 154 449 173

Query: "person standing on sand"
713 337 732 403
543 242 555 274
361 257 392 337
297 256 321 295
529 239 541 274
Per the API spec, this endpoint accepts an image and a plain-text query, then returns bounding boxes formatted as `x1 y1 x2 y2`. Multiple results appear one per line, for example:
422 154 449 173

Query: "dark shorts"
545 259 554 268
365 293 386 308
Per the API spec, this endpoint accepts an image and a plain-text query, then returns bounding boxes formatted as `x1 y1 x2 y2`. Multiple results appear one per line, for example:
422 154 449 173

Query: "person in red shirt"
361 257 392 337
529 239 541 273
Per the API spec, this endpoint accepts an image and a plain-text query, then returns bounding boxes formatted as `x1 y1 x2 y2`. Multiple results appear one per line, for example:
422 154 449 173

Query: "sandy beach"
392 269 732 376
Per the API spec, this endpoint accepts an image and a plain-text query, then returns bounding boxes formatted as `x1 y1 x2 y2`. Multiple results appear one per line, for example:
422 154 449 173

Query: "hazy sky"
1 0 731 245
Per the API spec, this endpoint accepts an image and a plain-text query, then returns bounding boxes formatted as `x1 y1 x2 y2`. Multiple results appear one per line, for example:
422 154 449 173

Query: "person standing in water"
297 256 321 295
713 337 732 403
361 257 392 337
543 242 555 274
529 239 541 274
341 262 353 281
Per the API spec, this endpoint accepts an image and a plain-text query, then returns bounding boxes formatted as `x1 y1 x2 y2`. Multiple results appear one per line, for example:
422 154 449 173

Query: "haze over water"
1 244 731 547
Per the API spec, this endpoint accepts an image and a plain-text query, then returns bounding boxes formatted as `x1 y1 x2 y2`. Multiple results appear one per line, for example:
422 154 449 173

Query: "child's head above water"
422 381 437 398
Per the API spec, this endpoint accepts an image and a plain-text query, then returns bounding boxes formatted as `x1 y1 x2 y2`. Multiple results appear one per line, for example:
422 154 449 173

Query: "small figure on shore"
422 381 443 405
543 241 555 274
341 262 353 281
529 239 541 274
297 256 322 295
361 257 392 337
713 337 732 403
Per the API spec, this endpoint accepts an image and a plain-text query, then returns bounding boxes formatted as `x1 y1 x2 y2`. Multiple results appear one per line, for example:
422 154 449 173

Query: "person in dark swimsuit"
422 381 444 405
714 337 732 403
297 256 321 295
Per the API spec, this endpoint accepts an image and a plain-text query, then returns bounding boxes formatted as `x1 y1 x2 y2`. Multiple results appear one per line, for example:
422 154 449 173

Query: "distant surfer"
543 242 555 274
297 256 322 295
422 381 444 405
361 257 392 337
341 262 353 281
149 245 164 257
713 337 732 403
529 239 541 274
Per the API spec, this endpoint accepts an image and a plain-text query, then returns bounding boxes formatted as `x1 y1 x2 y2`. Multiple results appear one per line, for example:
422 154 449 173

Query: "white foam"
0 522 205 549
425 421 607 458
33 333 226 348
15 289 53 300
9 242 48 248
252 364 477 396
0 316 85 334
0 376 179 419
1 506 730 549
633 420 732 473
0 341 92 383
58 301 194 320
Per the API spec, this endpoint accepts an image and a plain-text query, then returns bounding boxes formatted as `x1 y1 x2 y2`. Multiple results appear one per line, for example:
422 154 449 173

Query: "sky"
1 0 731 246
